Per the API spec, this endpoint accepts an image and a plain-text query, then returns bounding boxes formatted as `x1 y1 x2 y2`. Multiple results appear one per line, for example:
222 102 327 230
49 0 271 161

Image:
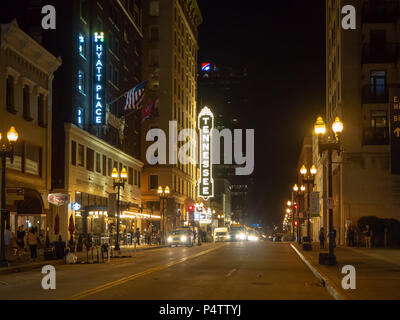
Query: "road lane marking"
225 268 237 278
290 244 345 300
66 244 225 300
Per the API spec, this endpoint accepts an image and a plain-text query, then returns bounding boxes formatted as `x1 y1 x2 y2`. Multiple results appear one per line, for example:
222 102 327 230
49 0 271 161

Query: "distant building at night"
0 20 61 236
18 0 147 241
318 0 400 245
141 0 202 233
198 64 253 225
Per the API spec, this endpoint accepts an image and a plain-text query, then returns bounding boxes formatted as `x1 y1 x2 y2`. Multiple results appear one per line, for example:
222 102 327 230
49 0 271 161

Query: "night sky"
0 0 326 229
198 0 326 227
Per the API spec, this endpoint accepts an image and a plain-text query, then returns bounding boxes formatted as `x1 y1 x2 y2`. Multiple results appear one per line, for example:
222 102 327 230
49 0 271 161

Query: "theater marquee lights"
93 32 105 125
198 106 214 200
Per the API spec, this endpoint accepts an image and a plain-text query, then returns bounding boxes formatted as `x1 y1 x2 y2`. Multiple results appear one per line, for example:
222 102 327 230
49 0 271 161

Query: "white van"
213 227 228 242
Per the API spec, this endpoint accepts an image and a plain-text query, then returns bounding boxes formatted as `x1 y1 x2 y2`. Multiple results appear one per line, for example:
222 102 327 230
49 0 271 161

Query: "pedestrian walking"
347 226 355 247
134 228 141 245
319 227 326 249
16 225 26 256
364 224 372 249
26 227 38 260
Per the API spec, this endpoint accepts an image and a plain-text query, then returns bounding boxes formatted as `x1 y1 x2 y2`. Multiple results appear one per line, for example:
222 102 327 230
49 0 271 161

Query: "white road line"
225 268 237 278
290 244 345 300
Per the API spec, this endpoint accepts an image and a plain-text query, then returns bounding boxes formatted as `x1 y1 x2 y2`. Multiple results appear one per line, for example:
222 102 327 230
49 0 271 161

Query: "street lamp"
300 164 317 250
112 167 127 250
0 126 19 267
314 116 343 265
158 185 170 244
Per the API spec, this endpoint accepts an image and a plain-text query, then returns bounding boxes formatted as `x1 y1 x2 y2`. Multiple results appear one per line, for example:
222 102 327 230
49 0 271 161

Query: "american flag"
124 81 148 111
141 98 159 123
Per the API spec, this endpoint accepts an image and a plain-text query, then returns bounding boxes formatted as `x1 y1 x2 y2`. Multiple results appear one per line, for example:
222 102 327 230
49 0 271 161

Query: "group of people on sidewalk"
4 225 44 264
318 224 373 249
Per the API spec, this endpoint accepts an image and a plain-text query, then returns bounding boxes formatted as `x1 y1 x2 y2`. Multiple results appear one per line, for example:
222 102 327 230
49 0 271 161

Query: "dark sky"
197 0 326 227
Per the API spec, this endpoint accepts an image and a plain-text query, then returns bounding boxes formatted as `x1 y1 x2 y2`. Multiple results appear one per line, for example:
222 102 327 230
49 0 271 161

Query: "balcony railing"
362 43 400 64
363 128 389 146
362 1 400 24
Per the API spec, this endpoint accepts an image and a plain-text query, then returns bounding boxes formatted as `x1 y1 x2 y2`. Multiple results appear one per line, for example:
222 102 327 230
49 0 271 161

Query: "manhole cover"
251 282 272 286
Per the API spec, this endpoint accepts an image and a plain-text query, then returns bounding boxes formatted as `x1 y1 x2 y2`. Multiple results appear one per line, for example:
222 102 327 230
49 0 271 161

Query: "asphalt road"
0 241 331 300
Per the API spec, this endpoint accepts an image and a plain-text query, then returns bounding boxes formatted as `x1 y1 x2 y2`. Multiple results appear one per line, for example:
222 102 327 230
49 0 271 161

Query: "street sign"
389 88 400 174
310 192 320 217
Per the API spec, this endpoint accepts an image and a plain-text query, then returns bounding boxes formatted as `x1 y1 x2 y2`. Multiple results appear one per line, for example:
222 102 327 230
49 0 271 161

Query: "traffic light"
187 205 194 221
293 202 298 210
294 221 298 226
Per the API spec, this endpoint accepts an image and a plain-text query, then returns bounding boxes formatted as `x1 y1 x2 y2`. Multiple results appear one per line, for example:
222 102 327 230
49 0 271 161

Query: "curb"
290 243 345 300
0 245 168 276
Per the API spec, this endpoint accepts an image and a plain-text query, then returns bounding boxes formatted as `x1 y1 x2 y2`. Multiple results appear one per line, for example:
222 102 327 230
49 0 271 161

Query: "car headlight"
239 233 245 240
180 236 187 242
168 237 173 242
248 236 254 241
235 234 240 239
227 235 231 239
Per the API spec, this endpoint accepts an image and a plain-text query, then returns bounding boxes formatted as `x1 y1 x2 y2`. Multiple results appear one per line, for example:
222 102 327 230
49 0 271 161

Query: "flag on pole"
141 98 159 123
124 81 148 111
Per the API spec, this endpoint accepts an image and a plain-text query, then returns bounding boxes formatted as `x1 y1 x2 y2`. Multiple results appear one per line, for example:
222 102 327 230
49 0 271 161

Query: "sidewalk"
0 243 167 276
291 242 400 300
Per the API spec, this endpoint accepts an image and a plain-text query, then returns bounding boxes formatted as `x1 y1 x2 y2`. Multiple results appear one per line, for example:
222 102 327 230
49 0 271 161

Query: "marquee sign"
390 88 400 174
93 32 105 125
198 106 214 200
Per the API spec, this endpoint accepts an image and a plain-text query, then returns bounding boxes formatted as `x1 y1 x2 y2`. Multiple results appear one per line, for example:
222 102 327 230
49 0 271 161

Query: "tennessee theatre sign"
93 32 105 125
198 106 214 200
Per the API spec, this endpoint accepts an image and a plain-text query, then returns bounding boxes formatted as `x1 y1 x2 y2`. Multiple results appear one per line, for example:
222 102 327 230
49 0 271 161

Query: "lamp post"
157 186 170 244
300 164 317 248
0 126 19 267
314 116 343 265
112 167 127 251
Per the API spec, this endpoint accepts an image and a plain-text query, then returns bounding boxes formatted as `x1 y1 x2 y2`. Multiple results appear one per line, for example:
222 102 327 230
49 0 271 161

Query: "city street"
0 241 331 300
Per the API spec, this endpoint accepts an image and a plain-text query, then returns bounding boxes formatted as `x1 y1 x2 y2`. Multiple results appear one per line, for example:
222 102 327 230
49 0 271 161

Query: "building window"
78 144 84 167
23 85 32 121
138 171 141 188
134 169 138 186
71 140 76 166
149 175 158 190
25 143 41 176
86 147 94 171
38 93 46 127
149 1 159 16
371 111 387 132
370 71 386 97
96 153 101 173
78 70 85 94
6 75 15 112
78 34 87 58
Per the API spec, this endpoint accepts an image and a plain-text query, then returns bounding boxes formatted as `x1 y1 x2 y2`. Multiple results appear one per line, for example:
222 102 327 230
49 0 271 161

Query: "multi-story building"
19 0 148 242
317 0 400 245
0 20 61 235
141 0 202 234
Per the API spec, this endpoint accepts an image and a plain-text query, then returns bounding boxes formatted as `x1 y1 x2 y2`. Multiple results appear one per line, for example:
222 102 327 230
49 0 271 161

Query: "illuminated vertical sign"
93 32 105 125
198 106 214 200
